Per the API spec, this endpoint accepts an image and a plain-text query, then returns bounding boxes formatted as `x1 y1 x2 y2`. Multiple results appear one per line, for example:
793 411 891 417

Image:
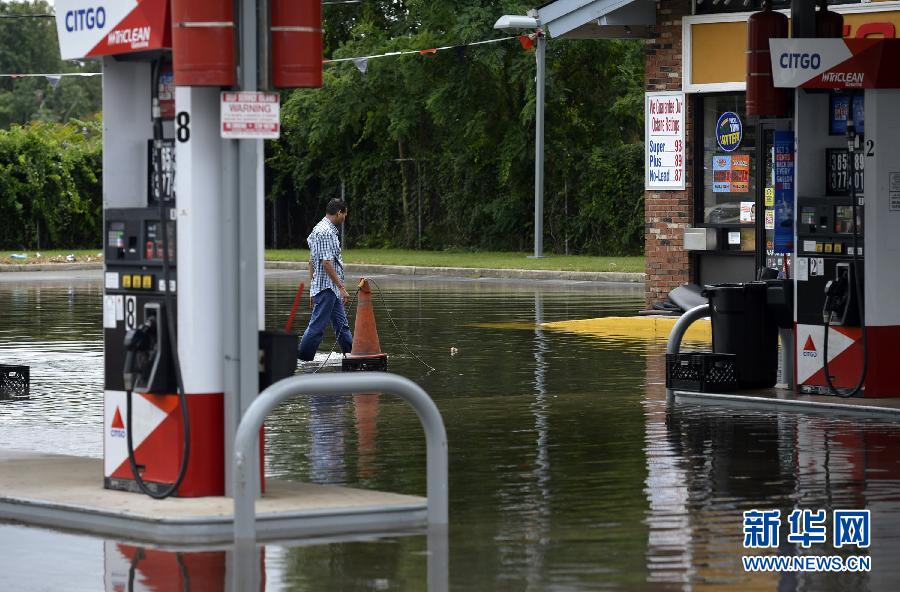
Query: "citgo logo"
803 335 818 358
110 406 126 438
716 112 742 152
779 52 822 70
64 7 106 32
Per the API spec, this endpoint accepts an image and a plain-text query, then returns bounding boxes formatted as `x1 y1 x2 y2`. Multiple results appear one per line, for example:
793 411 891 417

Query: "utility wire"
368 278 436 372
0 73 100 78
0 14 54 19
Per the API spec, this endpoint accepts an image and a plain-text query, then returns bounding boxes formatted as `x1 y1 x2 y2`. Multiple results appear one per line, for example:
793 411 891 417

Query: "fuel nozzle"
823 274 849 324
123 316 156 391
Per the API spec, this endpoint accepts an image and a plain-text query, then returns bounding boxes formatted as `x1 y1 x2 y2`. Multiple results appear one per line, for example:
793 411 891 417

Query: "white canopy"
537 0 656 39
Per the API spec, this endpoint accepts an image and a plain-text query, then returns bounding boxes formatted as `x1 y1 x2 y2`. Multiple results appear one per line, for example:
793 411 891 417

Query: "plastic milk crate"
0 365 29 398
665 353 738 393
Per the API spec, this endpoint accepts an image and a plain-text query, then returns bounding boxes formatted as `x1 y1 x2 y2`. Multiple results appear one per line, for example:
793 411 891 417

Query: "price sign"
645 92 686 190
148 139 175 203
826 148 864 195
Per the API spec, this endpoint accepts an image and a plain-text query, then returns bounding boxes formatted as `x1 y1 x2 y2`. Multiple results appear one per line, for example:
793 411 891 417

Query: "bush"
0 117 102 250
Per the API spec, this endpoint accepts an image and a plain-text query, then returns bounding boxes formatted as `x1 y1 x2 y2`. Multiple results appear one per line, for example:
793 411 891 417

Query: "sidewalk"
0 261 645 284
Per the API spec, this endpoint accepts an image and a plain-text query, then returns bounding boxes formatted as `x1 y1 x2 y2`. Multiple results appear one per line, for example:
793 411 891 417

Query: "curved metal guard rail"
233 372 448 542
666 304 711 356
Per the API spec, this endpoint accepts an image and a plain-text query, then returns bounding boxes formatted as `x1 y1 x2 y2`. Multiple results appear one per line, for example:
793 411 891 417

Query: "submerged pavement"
0 262 644 287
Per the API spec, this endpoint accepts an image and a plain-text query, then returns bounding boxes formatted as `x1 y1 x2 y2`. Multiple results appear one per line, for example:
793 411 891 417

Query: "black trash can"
703 282 778 389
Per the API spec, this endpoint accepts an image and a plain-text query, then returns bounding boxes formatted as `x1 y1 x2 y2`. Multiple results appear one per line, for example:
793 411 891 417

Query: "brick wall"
644 0 694 306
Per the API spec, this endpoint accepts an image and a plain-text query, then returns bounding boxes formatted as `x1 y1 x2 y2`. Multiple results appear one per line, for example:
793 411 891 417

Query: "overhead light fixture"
493 15 539 30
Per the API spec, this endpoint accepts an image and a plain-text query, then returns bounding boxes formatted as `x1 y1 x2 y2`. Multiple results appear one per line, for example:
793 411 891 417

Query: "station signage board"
645 92 686 191
220 92 281 140
770 38 900 89
55 0 170 60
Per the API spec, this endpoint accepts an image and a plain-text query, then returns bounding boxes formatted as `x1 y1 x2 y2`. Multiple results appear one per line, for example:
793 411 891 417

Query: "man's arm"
322 260 350 304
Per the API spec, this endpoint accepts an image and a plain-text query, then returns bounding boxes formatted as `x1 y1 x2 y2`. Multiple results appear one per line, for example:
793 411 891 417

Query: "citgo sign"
55 0 169 60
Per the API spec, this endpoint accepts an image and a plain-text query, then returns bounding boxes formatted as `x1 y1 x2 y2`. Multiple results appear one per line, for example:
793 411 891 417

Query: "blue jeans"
298 289 353 361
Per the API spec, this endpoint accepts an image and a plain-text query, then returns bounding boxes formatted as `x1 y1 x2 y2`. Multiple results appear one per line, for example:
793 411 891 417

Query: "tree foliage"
0 1 644 255
270 0 645 254
0 117 102 249
0 1 101 128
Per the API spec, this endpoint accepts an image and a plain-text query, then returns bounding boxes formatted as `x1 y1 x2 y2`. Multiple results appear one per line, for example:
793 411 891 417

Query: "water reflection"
0 280 102 457
4 275 900 589
104 542 261 592
649 397 900 591
524 292 551 589
354 394 380 480
308 396 349 484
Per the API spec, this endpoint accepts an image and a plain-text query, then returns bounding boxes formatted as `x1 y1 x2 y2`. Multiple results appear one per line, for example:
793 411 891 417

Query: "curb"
1 261 645 284
266 261 644 283
0 262 102 272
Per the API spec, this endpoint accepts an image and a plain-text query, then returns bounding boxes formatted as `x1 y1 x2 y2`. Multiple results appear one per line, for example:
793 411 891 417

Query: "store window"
698 93 756 226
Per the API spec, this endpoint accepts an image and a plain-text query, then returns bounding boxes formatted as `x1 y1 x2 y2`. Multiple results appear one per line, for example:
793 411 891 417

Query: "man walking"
298 198 353 361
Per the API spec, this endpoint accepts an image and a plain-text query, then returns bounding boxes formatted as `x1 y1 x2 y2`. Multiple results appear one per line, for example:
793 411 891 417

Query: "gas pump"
53 0 325 500
103 58 193 497
770 36 900 398
794 92 866 396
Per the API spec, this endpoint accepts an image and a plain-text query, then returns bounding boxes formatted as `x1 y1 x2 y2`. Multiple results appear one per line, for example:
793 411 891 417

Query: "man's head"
326 198 348 225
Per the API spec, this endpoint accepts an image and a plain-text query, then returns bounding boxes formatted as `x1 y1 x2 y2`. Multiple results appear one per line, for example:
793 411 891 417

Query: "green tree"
269 0 645 254
0 1 101 128
0 117 102 249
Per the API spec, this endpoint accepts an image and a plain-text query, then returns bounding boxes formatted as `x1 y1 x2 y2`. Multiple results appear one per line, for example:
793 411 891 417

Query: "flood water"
2 271 900 591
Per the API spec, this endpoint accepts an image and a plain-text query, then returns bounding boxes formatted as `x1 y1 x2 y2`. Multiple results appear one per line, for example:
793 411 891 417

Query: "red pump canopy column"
171 0 236 86
271 0 323 88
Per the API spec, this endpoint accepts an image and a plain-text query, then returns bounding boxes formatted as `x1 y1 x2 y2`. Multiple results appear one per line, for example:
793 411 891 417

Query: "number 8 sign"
125 296 137 330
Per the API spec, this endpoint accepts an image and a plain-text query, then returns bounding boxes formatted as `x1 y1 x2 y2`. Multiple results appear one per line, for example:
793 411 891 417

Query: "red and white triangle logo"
803 335 816 352
111 407 125 430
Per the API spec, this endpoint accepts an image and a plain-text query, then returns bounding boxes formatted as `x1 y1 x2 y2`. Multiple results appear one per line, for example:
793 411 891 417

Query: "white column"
174 86 225 394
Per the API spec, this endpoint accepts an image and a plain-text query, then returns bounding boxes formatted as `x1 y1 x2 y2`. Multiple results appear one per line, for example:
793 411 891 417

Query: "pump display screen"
834 206 861 235
107 222 126 249
801 207 817 229
144 220 176 261
826 148 864 196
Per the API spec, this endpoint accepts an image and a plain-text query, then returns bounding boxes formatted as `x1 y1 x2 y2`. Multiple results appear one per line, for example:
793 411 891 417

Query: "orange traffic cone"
342 278 389 371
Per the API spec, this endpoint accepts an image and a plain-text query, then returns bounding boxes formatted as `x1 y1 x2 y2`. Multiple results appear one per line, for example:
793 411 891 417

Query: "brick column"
645 0 694 307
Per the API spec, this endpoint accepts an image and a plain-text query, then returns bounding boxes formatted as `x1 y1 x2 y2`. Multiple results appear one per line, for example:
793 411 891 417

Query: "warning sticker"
221 92 280 139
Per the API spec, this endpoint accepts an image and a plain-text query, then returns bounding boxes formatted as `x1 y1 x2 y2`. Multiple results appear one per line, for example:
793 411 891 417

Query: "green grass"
267 248 644 273
1 249 102 264
3 247 645 273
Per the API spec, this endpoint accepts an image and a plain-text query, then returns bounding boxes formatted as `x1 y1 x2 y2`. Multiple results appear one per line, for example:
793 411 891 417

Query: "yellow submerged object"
541 315 711 343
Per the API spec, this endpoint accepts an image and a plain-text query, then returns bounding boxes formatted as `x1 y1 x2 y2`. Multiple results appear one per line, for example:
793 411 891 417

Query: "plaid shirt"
308 217 344 297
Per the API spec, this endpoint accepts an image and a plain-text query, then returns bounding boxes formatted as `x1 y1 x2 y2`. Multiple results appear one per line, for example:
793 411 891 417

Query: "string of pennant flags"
0 72 101 89
326 34 536 74
0 33 536 82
